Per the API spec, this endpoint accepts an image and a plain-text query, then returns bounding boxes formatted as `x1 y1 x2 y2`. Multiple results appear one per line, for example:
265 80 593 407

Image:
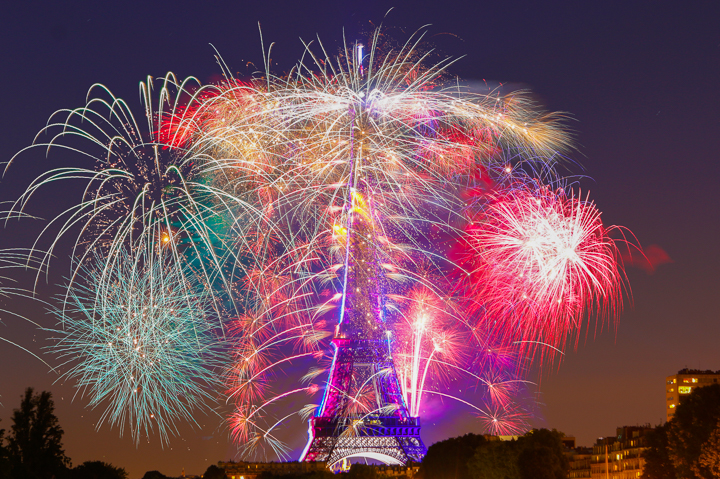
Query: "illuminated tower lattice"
301 188 427 467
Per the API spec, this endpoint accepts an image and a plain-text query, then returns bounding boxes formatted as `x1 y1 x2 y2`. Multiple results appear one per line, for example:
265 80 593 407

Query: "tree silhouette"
348 464 379 479
667 383 720 479
470 439 520 479
516 429 568 479
698 420 720 478
202 465 229 479
420 433 488 479
6 387 70 479
640 423 676 479
70 460 128 479
0 425 11 479
468 429 568 479
141 471 169 479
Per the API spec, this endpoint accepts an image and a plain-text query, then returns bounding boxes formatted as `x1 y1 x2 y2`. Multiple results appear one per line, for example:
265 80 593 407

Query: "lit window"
692 378 698 383
683 379 691 383
669 404 675 408
679 386 692 394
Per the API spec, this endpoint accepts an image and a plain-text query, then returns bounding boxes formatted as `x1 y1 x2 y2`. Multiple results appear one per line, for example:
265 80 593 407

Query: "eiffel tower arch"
299 336 427 467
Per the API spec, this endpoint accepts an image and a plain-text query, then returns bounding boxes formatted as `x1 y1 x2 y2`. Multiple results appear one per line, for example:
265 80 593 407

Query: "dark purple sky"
1 1 719 477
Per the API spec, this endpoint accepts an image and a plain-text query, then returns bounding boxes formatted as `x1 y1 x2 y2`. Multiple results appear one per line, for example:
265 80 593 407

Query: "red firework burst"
455 184 627 361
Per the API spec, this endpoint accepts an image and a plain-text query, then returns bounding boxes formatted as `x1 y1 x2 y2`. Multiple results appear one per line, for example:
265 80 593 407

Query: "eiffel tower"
300 188 427 467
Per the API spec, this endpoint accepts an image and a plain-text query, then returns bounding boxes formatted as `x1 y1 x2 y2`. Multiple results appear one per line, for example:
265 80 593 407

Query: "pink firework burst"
476 403 533 436
456 184 627 361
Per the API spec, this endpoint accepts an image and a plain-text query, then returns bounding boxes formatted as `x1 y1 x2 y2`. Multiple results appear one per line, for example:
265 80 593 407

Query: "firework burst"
175 27 571 272
5 23 636 455
7 75 247 315
455 182 626 361
51 246 225 444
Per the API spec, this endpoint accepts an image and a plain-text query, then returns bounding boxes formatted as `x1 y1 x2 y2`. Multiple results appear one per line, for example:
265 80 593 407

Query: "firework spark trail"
391 284 534 423
6 24 633 454
51 245 226 444
392 285 462 417
422 390 532 436
475 402 534 436
0 246 58 370
7 75 253 320
454 182 626 362
177 28 571 283
172 29 573 446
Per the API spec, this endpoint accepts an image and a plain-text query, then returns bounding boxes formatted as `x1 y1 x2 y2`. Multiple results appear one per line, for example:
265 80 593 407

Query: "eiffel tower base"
301 417 426 467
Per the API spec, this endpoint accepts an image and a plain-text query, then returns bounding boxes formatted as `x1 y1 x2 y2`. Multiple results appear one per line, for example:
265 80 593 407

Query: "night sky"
1 1 719 478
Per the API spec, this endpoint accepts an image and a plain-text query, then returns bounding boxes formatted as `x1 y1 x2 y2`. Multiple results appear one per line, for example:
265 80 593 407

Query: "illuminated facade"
567 447 592 479
589 426 652 479
374 464 420 478
665 368 720 422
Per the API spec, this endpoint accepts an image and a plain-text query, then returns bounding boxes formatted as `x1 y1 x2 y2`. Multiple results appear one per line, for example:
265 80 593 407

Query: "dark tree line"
419 429 569 479
642 383 720 479
9 384 718 479
0 387 127 479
